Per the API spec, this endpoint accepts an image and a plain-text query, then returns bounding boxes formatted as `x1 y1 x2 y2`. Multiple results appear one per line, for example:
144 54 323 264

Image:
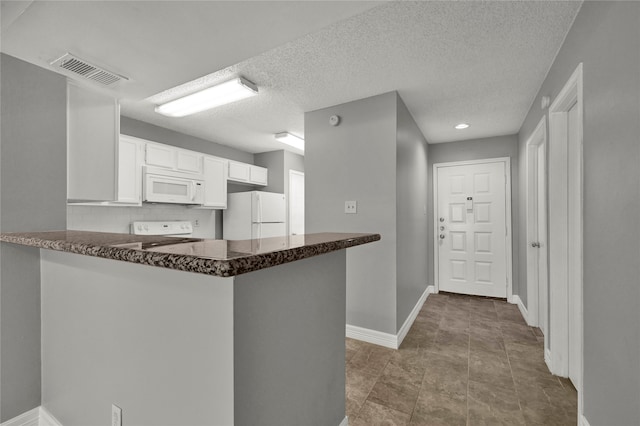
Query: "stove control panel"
131 221 193 236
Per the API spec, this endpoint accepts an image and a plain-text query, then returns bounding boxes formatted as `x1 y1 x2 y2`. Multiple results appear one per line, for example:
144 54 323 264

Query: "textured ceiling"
1 1 582 153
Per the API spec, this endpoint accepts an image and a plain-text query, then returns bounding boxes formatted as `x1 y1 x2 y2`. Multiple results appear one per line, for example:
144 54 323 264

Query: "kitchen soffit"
0 1 582 153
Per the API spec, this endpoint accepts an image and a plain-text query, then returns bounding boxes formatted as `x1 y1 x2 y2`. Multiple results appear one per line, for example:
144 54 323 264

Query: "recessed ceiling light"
155 77 258 117
455 123 470 130
275 132 304 151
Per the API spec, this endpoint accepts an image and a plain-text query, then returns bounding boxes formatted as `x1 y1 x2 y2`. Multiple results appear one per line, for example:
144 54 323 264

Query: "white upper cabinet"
228 161 250 182
67 82 119 202
176 149 202 174
116 135 144 205
249 166 268 186
145 143 203 174
228 160 268 186
202 156 228 209
145 143 176 169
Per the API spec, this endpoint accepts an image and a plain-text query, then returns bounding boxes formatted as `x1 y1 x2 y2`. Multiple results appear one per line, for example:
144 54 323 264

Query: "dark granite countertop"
0 230 380 277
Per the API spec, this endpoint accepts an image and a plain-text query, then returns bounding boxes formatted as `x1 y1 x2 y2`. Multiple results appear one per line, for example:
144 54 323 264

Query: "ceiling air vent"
51 53 128 86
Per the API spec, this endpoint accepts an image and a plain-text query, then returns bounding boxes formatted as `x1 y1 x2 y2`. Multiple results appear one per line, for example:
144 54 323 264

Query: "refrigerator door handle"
257 193 263 223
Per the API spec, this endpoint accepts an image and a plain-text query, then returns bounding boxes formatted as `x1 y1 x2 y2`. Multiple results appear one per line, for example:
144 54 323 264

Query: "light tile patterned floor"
346 292 577 425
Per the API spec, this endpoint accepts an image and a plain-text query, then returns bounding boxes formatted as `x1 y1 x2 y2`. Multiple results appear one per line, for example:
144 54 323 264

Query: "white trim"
338 416 349 426
509 294 530 326
39 407 63 426
433 157 513 299
397 285 434 346
347 286 435 349
579 414 591 426
346 324 397 349
547 63 584 413
545 348 553 372
1 408 39 426
0 407 63 426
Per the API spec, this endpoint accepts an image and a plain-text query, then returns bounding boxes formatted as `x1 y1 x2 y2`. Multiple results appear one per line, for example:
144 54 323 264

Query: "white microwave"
143 167 204 205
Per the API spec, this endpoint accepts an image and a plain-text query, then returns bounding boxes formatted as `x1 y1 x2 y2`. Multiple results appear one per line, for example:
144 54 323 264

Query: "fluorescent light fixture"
155 77 258 117
275 132 304 151
455 123 470 130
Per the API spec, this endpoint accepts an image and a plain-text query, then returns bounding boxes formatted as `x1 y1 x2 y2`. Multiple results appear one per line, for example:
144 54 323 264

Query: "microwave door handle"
191 181 196 201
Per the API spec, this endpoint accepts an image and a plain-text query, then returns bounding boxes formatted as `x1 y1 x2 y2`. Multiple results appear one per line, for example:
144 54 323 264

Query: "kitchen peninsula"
0 231 380 426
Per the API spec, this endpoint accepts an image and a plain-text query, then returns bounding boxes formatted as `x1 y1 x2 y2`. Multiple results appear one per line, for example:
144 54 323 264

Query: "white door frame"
525 116 548 330
547 63 584 418
433 157 513 300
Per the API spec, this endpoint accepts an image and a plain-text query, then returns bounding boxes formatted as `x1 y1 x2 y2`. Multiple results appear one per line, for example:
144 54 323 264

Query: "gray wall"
306 92 398 334
427 135 519 298
254 150 286 193
517 2 640 423
120 116 253 163
40 251 234 426
0 54 67 421
234 251 346 425
255 150 305 236
395 95 429 331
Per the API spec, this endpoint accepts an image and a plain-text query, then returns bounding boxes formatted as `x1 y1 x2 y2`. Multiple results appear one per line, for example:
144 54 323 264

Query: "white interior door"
526 116 549 334
436 160 508 298
289 171 305 236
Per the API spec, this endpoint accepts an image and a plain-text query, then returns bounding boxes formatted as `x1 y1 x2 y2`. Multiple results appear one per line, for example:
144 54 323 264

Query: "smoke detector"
50 53 128 86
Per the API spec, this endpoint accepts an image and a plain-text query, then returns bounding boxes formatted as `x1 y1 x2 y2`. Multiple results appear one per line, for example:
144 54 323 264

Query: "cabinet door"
177 149 203 173
203 156 228 208
117 136 143 204
146 143 176 169
249 166 268 186
228 161 250 182
67 82 119 201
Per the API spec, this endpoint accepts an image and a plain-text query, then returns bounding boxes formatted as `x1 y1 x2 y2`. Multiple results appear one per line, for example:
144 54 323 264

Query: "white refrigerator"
223 191 286 240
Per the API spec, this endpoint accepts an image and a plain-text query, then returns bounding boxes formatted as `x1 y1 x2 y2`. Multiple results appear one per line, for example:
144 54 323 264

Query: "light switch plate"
345 201 357 214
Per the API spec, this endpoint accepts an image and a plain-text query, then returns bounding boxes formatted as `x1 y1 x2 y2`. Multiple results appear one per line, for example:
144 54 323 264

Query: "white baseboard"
396 285 434 347
39 407 63 426
338 416 349 426
579 414 591 426
509 294 530 325
1 407 62 426
346 285 434 350
544 348 552 372
1 407 39 426
346 323 398 349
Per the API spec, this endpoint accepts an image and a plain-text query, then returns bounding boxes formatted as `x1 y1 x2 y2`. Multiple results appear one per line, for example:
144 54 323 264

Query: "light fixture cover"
454 123 470 130
275 132 304 151
155 77 258 117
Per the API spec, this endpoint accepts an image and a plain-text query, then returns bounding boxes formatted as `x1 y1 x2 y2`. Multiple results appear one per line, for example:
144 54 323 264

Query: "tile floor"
345 292 577 425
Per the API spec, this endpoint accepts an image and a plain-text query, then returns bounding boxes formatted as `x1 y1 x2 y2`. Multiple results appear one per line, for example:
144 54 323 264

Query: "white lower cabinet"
202 156 228 208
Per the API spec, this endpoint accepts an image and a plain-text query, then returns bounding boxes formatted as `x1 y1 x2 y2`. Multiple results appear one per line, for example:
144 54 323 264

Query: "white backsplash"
67 204 217 238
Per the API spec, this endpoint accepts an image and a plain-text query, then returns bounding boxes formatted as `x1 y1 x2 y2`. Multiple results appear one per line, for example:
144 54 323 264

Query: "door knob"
531 242 540 248
440 234 445 239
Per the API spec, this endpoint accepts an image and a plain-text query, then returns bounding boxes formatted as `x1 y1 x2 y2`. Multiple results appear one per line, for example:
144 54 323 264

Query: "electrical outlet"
345 200 357 214
112 404 122 426
193 219 200 227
